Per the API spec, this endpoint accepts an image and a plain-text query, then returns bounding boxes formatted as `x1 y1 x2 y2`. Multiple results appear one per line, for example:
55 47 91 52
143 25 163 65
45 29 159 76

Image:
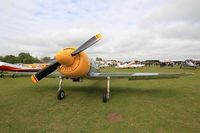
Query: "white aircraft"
0 61 42 78
128 61 145 68
115 63 129 68
115 62 145 69
180 59 199 69
99 63 109 68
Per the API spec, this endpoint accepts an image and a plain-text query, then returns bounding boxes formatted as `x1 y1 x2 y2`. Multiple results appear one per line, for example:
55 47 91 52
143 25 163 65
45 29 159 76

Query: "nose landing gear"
57 76 65 100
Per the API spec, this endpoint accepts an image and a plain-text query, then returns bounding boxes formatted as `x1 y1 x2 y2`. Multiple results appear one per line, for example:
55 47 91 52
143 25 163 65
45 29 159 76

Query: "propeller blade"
71 33 102 56
31 60 60 83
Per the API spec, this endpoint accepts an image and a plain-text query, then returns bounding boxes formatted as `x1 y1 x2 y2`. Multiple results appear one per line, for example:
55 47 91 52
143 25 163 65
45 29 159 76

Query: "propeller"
71 33 102 56
31 60 60 83
31 33 102 83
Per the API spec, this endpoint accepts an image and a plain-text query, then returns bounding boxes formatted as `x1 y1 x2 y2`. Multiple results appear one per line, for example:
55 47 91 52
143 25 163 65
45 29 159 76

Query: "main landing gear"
102 77 110 103
56 76 111 103
57 76 65 100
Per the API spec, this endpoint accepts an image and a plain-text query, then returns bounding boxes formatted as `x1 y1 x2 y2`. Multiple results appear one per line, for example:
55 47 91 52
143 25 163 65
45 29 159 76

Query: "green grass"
0 66 200 133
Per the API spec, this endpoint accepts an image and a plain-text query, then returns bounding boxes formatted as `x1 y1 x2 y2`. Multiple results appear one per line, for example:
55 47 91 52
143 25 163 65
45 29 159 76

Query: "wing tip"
178 73 194 76
31 75 38 83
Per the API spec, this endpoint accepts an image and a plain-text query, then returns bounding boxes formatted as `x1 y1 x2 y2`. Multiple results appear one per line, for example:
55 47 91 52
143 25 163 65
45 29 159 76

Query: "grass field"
0 66 200 132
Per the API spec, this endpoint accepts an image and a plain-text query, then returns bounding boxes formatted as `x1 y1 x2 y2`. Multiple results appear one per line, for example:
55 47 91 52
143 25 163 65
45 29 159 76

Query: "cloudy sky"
0 0 200 61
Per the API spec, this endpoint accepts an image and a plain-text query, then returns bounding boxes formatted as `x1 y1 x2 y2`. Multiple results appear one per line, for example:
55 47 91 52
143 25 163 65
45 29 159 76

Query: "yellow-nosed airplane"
31 34 189 102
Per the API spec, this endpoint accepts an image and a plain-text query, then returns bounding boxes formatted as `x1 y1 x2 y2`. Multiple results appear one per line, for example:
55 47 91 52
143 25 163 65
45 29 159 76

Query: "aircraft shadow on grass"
33 80 178 100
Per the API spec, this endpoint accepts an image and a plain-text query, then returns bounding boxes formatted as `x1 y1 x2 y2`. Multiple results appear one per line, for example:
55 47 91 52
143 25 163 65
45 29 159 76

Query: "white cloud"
0 0 200 61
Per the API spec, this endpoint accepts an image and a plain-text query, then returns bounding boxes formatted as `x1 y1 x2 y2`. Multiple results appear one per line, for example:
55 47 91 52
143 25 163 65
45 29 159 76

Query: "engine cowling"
56 48 90 78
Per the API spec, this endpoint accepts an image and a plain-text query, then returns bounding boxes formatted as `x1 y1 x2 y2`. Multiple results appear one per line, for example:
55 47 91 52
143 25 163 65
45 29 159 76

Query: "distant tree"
1 52 41 64
3 55 18 63
18 52 30 63
18 52 40 63
0 56 3 61
33 57 40 63
40 56 51 63
96 57 103 61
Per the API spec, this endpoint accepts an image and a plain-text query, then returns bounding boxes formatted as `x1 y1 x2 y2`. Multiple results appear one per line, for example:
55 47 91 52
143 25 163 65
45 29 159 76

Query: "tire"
57 89 65 100
102 93 108 103
12 74 16 78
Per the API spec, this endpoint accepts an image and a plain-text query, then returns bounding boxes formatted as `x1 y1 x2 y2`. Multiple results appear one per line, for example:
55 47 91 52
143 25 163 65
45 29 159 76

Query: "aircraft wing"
3 71 60 78
88 72 190 80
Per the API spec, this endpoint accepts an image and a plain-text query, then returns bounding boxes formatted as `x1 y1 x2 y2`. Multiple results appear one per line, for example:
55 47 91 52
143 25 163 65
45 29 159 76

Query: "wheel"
102 93 110 103
57 89 65 100
12 74 16 78
102 93 107 102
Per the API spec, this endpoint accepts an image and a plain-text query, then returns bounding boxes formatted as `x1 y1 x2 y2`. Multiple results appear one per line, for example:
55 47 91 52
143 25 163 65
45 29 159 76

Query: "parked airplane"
99 63 109 68
0 61 42 78
115 63 129 68
0 61 41 72
31 34 190 102
129 63 145 68
115 62 145 69
26 63 49 69
180 59 199 69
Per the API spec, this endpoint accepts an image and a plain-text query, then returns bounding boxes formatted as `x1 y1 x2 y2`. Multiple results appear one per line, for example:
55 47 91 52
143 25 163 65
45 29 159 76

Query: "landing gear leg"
102 76 110 103
57 76 65 100
0 71 3 78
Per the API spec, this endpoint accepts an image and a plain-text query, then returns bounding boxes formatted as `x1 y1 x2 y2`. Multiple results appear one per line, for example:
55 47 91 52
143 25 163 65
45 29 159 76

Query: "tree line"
0 52 52 64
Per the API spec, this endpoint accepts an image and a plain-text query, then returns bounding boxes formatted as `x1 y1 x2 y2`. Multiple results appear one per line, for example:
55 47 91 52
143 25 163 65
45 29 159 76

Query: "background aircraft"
31 34 189 102
180 59 199 69
115 63 129 68
128 61 145 68
0 61 41 72
0 61 42 78
25 63 49 69
115 62 145 69
99 63 109 68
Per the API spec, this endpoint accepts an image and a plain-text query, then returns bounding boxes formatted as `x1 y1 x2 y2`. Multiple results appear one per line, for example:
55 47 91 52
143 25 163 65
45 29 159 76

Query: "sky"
0 0 200 61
